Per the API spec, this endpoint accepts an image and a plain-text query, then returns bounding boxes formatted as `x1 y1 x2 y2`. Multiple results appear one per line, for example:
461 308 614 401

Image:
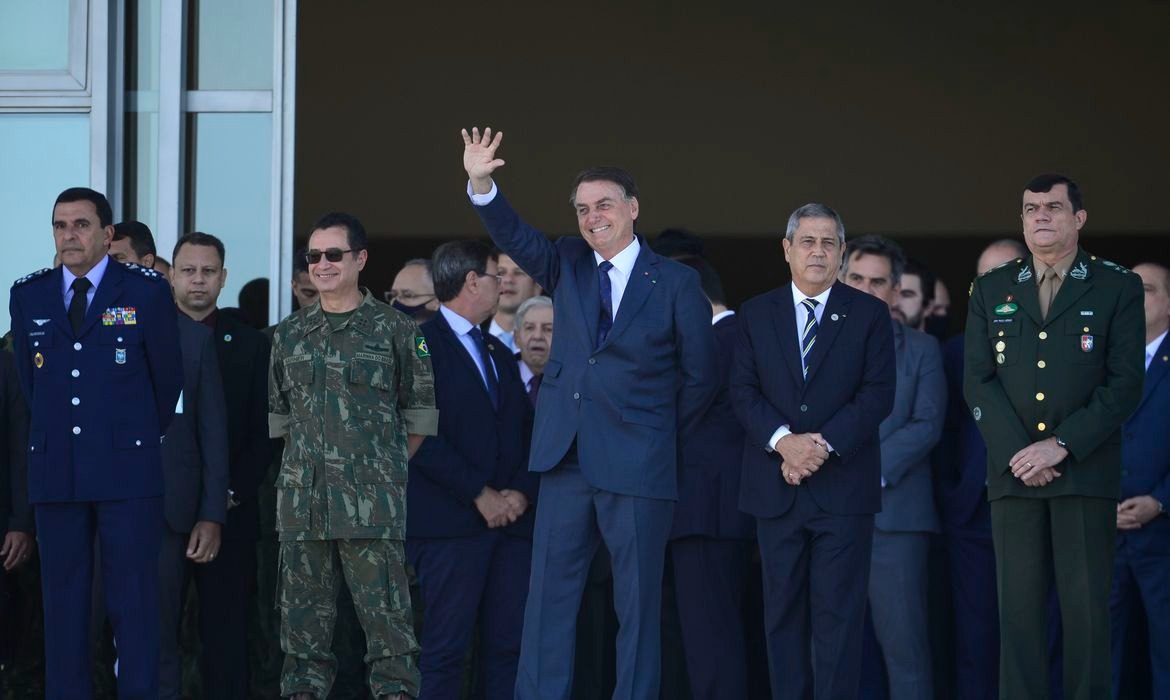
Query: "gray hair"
515 295 553 328
784 203 846 243
841 234 905 286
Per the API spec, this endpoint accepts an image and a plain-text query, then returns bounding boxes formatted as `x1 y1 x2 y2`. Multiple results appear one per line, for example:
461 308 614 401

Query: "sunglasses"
304 248 358 264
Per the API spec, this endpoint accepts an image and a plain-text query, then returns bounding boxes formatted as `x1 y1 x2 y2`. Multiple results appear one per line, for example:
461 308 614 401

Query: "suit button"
73 342 82 350
71 369 80 378
72 426 81 435
135 440 142 446
1037 360 1046 368
1037 422 1047 431
573 392 581 400
800 404 808 412
1039 331 1048 340
1035 392 1045 401
71 397 80 406
33 341 40 347
588 358 596 365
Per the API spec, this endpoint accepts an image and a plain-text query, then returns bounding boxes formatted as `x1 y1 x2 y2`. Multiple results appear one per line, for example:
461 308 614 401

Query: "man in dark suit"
935 238 1026 700
1 348 35 671
8 187 183 697
730 203 897 700
514 295 553 407
461 127 717 699
1110 261 1170 698
406 240 536 699
172 231 272 697
667 256 755 700
841 236 945 700
105 221 230 698
964 174 1145 699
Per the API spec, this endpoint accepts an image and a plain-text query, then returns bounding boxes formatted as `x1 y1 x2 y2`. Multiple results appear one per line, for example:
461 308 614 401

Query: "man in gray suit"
841 236 945 700
109 222 230 697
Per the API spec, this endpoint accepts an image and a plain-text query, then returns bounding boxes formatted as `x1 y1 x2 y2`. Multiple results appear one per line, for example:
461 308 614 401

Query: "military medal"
995 341 1006 352
1081 335 1094 352
996 353 1006 364
34 352 44 368
115 348 127 364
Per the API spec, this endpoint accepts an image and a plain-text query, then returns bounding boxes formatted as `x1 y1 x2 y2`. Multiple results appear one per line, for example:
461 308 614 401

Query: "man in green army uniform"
269 212 438 700
964 174 1145 699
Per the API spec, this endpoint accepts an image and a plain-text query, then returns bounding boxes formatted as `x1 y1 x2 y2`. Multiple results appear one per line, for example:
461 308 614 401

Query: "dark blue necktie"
597 260 614 348
468 327 500 409
800 298 819 380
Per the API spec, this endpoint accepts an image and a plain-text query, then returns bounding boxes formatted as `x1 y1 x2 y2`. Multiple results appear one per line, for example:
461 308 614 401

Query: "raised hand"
461 126 506 194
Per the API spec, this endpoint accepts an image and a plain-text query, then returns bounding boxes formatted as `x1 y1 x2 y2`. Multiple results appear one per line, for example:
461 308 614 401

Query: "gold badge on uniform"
34 352 44 368
115 348 127 364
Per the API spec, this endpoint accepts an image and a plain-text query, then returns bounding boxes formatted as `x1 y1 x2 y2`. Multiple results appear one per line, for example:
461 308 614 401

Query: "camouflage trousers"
279 539 420 699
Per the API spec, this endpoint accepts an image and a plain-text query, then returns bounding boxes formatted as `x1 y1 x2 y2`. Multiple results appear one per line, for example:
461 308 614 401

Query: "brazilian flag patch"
415 335 431 358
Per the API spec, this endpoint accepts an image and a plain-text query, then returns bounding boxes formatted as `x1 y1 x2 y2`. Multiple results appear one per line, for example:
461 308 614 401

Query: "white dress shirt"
1146 330 1168 371
489 318 519 354
61 254 111 312
712 309 736 325
767 283 834 451
440 305 498 391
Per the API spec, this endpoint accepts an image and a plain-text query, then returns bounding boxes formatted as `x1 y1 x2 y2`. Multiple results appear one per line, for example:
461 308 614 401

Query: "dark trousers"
991 495 1116 700
756 487 875 700
866 531 933 700
516 460 674 700
37 497 164 699
407 531 531 700
157 530 254 699
669 536 751 700
942 525 999 700
1110 533 1170 699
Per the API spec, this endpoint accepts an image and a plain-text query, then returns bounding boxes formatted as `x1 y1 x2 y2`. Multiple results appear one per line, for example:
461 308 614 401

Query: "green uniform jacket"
964 248 1144 501
268 289 439 540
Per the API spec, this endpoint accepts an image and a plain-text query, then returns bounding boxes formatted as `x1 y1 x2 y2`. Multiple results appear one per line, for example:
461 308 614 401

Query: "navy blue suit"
668 312 754 699
1111 333 1170 698
472 191 717 700
935 333 999 700
9 258 183 699
731 281 896 700
407 308 536 700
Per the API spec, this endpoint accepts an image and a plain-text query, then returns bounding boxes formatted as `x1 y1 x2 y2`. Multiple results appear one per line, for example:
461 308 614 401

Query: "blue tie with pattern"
800 297 819 379
468 327 500 409
597 260 614 348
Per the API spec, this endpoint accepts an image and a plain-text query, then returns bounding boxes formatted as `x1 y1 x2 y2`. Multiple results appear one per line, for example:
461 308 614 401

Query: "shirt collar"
790 282 832 310
518 358 535 385
489 318 509 338
62 254 111 297
593 236 641 274
1147 329 1168 363
440 304 477 336
712 309 736 325
1033 249 1079 283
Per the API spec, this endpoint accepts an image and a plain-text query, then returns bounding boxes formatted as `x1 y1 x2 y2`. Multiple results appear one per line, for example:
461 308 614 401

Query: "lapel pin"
830 313 839 321
224 334 233 342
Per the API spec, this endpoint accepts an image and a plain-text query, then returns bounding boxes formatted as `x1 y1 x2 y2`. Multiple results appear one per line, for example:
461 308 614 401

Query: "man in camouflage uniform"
268 212 438 700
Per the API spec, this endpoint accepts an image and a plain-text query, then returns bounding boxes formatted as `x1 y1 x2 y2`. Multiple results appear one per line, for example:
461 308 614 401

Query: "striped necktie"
800 297 819 379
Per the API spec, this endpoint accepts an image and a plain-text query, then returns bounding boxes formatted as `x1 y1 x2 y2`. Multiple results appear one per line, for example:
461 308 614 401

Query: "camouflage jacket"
268 289 438 540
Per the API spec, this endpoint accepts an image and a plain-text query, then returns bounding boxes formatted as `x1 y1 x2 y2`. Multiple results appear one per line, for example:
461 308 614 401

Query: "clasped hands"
1008 437 1068 487
475 486 529 528
776 433 829 486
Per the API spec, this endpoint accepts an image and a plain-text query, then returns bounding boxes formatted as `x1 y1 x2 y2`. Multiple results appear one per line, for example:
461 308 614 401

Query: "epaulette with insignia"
978 258 1022 278
12 267 52 288
123 261 164 280
1094 257 1130 274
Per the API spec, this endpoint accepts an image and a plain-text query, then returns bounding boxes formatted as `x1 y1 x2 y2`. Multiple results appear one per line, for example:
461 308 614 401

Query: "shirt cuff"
402 407 440 436
766 425 791 452
467 180 498 205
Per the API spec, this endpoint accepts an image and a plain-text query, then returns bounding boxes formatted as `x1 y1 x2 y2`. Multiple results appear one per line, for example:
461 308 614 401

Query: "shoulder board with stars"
1091 256 1130 274
123 261 165 280
978 258 1022 278
12 267 52 288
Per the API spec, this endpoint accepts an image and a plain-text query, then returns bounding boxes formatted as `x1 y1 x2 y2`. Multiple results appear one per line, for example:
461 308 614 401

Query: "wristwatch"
1054 436 1068 449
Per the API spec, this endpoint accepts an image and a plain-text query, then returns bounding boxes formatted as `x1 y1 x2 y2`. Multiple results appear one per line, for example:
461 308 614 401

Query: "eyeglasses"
383 290 436 303
477 270 503 282
305 248 358 264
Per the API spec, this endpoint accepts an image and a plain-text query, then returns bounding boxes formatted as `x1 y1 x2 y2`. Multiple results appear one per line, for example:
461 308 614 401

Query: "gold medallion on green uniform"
415 335 430 358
